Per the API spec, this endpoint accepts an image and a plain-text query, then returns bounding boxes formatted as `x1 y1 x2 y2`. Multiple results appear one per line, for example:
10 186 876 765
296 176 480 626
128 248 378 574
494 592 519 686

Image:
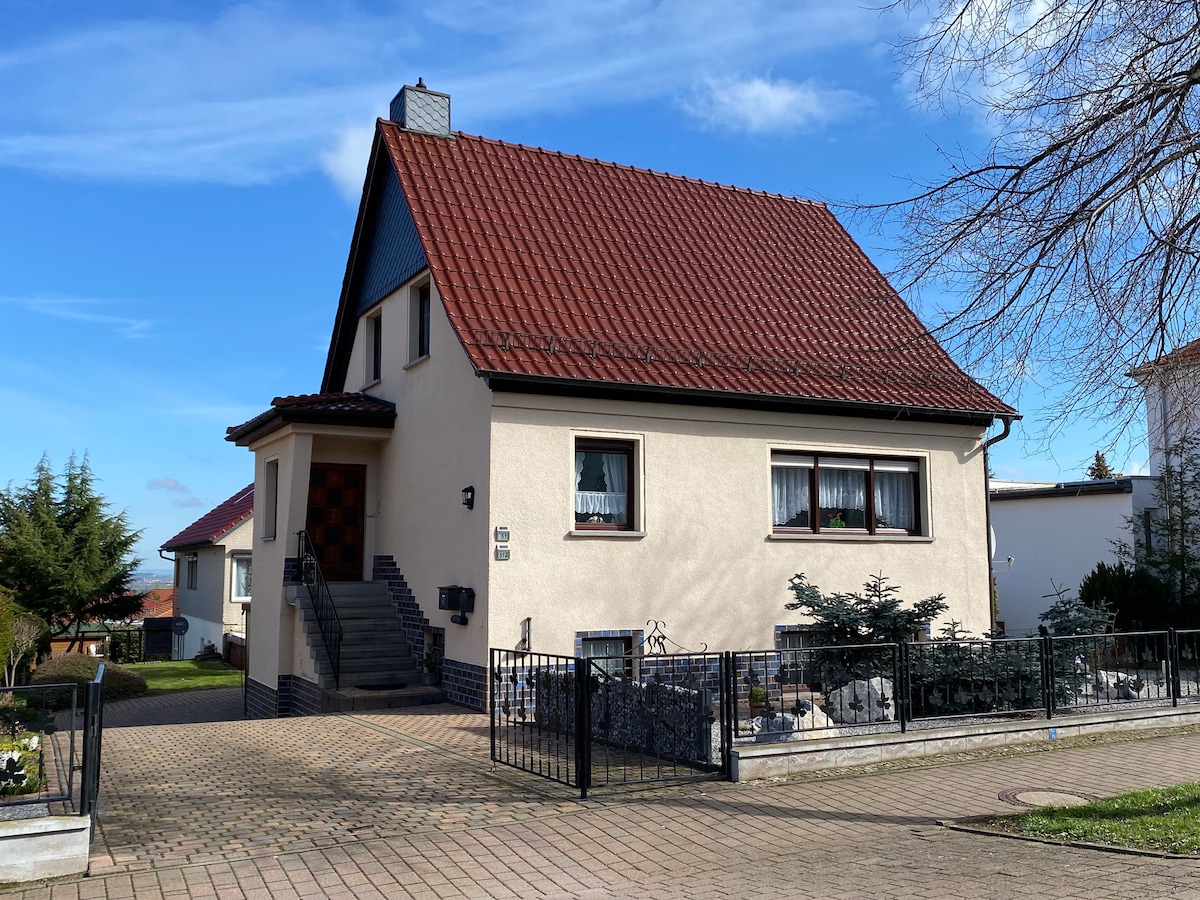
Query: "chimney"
389 78 451 137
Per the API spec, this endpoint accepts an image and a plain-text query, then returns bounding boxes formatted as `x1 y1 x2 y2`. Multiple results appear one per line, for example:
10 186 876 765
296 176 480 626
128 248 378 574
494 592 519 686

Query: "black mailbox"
438 586 476 613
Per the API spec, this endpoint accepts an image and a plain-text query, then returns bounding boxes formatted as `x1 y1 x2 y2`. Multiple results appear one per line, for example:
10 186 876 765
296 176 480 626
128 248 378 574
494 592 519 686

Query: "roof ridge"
378 120 824 207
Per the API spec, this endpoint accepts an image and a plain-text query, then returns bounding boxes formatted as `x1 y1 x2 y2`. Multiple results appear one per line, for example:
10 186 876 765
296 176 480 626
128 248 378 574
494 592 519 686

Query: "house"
990 477 1156 635
160 485 253 660
1132 338 1200 476
226 81 1016 717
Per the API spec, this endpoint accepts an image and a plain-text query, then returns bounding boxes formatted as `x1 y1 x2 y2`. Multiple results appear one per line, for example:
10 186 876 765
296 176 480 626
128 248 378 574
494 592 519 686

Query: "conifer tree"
0 455 144 650
1086 451 1117 480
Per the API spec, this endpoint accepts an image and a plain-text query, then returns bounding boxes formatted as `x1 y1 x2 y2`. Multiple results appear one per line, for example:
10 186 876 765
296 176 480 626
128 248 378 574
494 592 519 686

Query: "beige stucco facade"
243 272 995 704
174 516 253 659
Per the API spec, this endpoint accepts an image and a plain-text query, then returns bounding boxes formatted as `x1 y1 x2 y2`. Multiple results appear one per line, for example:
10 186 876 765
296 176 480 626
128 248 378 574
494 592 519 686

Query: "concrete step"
322 684 445 712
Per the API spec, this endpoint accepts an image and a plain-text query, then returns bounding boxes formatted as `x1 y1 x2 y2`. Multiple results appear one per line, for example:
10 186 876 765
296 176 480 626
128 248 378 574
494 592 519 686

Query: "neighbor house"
990 477 1156 635
160 485 253 660
1132 338 1200 476
227 82 1016 717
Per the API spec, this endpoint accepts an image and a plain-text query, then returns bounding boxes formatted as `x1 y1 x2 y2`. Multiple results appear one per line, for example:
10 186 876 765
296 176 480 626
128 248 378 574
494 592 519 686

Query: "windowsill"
260 536 276 542
768 532 934 543
362 378 381 390
403 354 430 370
568 530 646 539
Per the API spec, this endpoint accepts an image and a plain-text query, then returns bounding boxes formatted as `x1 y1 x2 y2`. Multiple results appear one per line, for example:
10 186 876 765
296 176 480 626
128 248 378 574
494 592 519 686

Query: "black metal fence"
1 663 104 825
731 628 1200 740
490 649 729 798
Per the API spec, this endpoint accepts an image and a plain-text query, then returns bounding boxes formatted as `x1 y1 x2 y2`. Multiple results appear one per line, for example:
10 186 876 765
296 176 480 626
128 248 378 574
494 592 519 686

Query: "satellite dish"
171 617 190 636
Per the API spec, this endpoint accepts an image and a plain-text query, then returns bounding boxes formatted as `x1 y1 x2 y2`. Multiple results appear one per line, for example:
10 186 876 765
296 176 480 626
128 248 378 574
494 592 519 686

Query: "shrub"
1078 561 1180 630
30 654 148 708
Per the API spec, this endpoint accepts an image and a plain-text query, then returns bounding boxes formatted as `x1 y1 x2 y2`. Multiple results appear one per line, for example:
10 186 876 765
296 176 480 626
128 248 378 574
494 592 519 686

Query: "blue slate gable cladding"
353 164 428 318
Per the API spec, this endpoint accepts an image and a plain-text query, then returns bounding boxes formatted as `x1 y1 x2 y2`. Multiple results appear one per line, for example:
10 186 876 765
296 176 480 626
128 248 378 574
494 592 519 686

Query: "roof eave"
226 408 397 447
478 370 1015 427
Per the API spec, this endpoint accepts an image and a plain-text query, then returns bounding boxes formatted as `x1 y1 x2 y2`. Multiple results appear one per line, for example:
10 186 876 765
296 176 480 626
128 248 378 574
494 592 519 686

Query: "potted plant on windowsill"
421 649 442 687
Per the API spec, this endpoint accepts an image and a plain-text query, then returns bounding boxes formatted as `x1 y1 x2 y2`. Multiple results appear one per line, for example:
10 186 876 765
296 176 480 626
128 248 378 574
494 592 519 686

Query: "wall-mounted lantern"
461 486 475 510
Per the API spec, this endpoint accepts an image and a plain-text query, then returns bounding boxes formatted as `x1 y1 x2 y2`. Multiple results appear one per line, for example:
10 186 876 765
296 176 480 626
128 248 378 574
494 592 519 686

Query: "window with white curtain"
771 452 920 534
574 438 633 529
232 554 252 600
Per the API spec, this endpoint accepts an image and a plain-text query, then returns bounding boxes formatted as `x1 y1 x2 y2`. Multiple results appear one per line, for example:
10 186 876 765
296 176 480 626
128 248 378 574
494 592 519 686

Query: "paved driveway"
7 689 1200 898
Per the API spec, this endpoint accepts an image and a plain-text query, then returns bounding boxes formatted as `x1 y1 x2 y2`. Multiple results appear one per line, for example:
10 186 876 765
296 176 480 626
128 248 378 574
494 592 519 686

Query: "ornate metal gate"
490 626 730 797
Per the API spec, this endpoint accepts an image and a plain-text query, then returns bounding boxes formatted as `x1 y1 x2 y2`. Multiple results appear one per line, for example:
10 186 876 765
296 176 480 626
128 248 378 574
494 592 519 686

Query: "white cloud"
148 477 189 492
320 125 376 204
683 76 871 133
0 295 154 338
0 1 898 198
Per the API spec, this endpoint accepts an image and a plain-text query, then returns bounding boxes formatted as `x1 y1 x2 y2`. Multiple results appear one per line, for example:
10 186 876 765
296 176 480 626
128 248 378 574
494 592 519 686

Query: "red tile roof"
1131 338 1200 377
139 588 176 619
161 484 254 550
226 392 397 445
378 126 1013 418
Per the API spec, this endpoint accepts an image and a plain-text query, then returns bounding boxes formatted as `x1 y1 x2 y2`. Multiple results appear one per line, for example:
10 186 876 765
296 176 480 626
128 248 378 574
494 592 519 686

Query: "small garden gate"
490 643 731 797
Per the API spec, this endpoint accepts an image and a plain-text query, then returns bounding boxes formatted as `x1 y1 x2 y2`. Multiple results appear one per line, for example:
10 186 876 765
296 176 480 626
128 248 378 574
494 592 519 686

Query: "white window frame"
231 553 252 601
365 310 382 386
408 281 431 363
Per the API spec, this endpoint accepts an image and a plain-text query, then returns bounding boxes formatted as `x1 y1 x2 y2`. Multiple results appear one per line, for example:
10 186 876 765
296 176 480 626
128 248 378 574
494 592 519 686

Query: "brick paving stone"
9 695 1200 897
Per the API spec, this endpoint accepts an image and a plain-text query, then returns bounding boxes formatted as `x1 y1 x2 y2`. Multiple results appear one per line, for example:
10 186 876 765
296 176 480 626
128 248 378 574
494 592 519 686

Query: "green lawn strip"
990 783 1200 855
126 660 243 695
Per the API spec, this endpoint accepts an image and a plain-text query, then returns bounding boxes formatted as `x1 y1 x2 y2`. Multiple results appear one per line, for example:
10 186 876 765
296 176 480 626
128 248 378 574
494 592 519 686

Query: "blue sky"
0 0 1147 572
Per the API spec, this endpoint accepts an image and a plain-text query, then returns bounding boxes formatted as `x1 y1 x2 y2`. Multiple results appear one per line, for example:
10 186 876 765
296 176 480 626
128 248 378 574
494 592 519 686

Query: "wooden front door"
305 463 366 581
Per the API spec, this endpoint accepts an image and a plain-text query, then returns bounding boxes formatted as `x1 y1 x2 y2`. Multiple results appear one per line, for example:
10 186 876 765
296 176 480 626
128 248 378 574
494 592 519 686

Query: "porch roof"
225 392 397 446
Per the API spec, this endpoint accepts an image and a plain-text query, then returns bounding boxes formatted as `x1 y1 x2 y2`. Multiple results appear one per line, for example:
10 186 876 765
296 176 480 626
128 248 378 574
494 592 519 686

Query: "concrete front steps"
287 581 438 705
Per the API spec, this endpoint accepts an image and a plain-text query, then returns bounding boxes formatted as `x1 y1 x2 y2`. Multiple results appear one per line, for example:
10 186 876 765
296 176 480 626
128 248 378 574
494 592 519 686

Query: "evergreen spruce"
0 455 144 651
1086 451 1117 480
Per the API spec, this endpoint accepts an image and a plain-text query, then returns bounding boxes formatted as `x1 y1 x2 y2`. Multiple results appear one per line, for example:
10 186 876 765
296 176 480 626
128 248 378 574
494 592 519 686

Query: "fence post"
1040 634 1054 720
896 643 908 734
1169 628 1180 707
721 651 733 780
575 657 590 799
79 664 105 830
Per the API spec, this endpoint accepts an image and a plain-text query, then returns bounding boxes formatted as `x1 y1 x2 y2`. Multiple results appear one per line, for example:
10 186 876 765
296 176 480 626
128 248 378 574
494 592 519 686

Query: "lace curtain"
575 451 628 518
874 471 915 530
772 467 810 526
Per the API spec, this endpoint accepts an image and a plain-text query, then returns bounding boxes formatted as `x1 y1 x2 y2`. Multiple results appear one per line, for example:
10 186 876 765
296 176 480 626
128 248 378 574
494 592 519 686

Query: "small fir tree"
785 572 947 645
1086 451 1117 480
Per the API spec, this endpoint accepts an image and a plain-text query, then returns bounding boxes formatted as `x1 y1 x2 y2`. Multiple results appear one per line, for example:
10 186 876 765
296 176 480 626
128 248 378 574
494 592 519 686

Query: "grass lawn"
127 660 243 695
992 783 1200 855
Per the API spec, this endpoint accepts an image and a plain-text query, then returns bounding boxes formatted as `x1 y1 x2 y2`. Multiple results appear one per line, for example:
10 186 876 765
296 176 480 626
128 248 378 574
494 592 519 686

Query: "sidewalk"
6 690 1200 898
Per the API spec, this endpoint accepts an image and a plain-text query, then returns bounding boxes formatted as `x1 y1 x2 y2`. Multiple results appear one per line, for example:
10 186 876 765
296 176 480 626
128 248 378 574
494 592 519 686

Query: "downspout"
982 415 1015 634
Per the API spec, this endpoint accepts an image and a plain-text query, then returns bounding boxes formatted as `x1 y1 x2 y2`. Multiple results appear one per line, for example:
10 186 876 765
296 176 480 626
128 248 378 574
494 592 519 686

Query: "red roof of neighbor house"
161 484 254 550
139 588 176 619
1130 337 1200 377
375 125 1013 418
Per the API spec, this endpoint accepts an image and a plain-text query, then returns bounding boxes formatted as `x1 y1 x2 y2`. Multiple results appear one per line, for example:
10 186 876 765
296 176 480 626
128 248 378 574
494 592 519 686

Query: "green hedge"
30 654 148 708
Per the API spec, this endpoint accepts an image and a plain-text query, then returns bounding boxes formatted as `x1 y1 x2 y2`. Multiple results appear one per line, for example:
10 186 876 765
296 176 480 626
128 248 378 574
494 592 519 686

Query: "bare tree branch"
852 0 1200 454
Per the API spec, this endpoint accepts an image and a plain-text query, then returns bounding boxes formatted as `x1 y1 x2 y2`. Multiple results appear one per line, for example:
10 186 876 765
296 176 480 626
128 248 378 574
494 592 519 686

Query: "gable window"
771 452 920 535
409 282 430 362
185 553 198 590
232 554 252 600
366 312 382 384
574 438 633 530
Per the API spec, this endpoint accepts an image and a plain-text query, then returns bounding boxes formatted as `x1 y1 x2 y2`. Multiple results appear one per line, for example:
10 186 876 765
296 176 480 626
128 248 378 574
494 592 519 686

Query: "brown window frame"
771 452 922 536
574 438 635 532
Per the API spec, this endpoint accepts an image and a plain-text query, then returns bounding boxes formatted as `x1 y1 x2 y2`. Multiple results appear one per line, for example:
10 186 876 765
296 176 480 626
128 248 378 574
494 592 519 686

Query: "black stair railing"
296 530 343 690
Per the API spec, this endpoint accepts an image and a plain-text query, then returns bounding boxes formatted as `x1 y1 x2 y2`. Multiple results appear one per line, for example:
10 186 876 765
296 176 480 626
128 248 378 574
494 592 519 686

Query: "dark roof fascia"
480 371 1008 428
322 125 389 394
226 406 396 447
990 479 1134 501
